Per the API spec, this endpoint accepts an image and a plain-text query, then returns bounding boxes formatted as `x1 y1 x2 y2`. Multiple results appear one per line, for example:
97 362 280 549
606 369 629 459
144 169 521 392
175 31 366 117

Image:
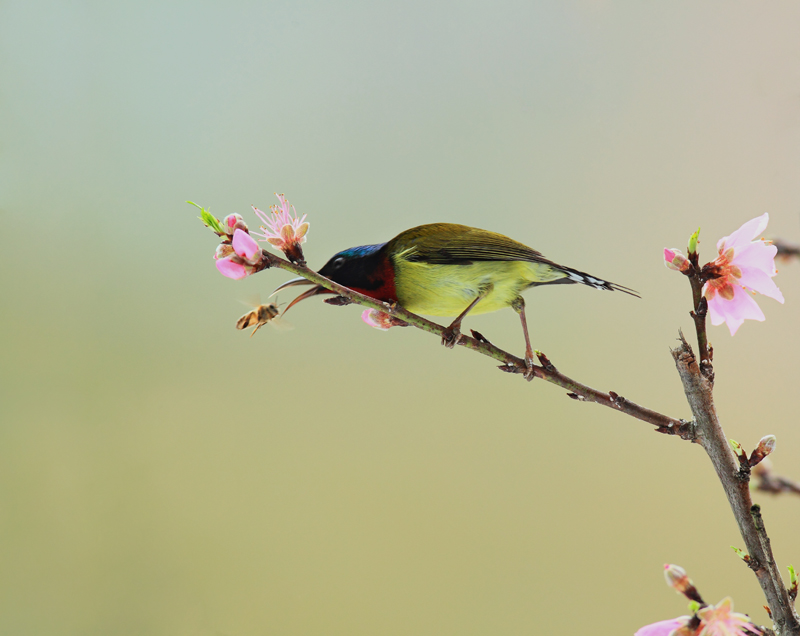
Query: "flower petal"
707 285 765 335
736 266 784 303
634 618 688 636
232 229 261 262
717 213 769 252
215 256 250 280
294 222 309 241
280 224 295 243
733 240 778 274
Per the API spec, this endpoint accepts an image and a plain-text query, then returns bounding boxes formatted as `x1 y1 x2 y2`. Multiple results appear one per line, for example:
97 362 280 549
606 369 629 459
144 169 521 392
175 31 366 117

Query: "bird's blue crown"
336 243 386 259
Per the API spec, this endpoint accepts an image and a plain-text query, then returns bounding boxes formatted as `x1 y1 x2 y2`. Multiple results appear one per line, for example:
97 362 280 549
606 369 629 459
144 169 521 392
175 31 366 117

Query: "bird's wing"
392 223 547 265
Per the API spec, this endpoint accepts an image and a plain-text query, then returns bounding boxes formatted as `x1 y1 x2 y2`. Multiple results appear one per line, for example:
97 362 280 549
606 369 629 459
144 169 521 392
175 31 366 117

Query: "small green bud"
688 227 700 255
731 546 748 561
789 565 797 586
688 600 701 614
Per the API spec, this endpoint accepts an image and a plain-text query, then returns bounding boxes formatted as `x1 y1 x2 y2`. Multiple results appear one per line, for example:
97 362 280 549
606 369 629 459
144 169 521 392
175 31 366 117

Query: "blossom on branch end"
702 213 784 336
214 229 264 280
252 193 309 264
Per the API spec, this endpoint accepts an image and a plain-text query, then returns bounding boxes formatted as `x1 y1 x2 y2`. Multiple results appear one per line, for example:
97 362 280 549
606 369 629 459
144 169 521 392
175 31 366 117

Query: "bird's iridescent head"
272 243 389 313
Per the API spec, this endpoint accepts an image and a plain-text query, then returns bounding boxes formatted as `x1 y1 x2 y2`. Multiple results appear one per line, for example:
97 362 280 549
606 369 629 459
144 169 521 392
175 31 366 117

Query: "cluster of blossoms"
665 213 784 335
636 565 762 636
201 193 310 280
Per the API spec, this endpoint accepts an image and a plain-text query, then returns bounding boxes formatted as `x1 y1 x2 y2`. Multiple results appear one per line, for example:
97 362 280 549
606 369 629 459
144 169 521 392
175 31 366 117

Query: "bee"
236 301 288 336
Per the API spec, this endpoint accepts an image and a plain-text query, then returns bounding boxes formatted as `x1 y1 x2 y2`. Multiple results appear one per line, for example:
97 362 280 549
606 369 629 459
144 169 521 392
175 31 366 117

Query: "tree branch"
259 250 693 438
671 335 800 635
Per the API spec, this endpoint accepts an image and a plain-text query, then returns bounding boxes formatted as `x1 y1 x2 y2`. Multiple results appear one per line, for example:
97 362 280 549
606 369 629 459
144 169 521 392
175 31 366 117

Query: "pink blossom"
252 193 309 250
635 617 690 636
232 228 261 264
703 213 784 335
214 230 263 279
697 597 761 636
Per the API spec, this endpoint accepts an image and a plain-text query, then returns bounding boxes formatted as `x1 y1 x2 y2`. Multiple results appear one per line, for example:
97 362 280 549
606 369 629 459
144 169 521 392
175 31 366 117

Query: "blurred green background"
2 1 799 634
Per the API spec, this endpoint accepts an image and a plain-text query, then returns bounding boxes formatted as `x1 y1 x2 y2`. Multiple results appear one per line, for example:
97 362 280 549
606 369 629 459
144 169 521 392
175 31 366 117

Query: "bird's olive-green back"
386 223 550 265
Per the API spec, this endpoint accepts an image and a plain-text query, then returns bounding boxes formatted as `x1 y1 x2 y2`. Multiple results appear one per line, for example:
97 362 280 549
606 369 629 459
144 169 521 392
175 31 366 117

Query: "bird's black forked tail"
552 266 640 298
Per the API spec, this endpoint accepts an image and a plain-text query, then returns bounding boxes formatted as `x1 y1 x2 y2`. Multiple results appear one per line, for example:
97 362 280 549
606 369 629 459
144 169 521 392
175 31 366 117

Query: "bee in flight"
235 301 289 336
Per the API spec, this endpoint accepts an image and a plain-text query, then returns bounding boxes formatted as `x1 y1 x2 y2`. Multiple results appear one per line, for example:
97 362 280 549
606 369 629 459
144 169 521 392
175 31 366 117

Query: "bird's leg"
441 284 493 349
511 296 536 381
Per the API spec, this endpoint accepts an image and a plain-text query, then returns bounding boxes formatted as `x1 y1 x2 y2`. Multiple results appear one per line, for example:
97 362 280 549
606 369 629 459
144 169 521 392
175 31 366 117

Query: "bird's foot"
441 326 462 349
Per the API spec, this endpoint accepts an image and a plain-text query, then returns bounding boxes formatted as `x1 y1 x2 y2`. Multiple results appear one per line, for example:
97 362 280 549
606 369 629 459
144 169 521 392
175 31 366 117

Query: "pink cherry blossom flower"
696 597 761 636
214 229 263 280
703 213 784 336
635 617 691 636
252 193 309 262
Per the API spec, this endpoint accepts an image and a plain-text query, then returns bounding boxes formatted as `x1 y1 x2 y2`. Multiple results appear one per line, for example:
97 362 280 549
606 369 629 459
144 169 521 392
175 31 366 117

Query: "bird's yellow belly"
393 260 563 317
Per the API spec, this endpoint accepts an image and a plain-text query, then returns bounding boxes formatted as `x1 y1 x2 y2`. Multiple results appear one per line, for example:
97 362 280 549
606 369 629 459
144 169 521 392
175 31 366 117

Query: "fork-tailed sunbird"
273 223 638 375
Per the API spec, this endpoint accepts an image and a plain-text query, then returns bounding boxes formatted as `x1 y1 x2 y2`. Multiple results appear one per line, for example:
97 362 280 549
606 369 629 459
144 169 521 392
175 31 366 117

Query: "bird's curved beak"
271 277 333 314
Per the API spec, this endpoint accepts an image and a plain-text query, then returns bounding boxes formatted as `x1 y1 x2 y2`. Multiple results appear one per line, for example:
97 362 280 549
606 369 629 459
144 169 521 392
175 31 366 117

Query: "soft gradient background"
2 1 799 634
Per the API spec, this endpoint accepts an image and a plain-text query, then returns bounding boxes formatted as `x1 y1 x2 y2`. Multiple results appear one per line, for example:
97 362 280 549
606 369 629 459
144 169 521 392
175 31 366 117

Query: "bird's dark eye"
332 256 345 269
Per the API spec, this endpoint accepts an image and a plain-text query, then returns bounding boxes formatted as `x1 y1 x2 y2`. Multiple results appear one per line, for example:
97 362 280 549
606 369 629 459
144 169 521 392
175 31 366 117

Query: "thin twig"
753 461 800 496
774 239 800 262
259 250 693 438
685 251 713 380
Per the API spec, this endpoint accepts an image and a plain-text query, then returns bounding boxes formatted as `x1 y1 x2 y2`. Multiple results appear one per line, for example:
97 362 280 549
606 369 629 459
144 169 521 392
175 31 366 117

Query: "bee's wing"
239 293 263 309
269 314 294 331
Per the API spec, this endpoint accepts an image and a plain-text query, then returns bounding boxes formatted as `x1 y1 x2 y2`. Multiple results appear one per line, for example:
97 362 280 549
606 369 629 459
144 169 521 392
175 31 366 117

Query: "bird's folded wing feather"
395 224 547 265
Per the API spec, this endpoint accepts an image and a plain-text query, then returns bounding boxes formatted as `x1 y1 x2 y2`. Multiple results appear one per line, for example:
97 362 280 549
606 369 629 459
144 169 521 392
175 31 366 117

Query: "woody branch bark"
259 250 692 438
671 335 800 635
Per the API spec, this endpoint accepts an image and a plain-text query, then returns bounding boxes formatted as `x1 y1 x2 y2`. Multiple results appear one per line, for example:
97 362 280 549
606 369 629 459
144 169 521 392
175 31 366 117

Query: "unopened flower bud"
749 435 776 467
222 214 246 236
664 564 703 603
664 248 692 273
664 564 689 590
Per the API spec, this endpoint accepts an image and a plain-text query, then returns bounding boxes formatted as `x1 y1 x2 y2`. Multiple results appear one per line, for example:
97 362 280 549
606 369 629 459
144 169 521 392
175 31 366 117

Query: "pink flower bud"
664 564 690 591
232 228 262 264
664 248 691 273
663 564 702 603
222 214 246 236
215 256 250 280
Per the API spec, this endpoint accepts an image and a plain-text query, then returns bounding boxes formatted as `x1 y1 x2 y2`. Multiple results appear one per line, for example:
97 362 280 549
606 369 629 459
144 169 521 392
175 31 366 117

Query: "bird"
272 223 638 377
